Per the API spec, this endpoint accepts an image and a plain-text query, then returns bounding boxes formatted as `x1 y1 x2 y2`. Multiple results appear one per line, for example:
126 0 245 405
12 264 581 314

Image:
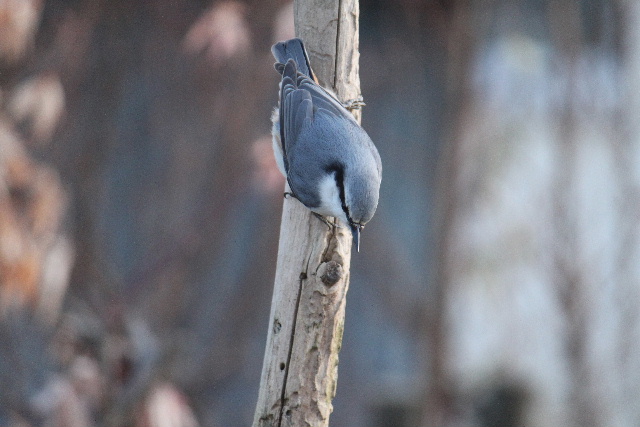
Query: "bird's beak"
350 223 362 253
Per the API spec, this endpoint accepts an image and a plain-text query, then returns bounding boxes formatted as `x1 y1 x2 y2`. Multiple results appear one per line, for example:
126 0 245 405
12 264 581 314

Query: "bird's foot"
312 212 333 229
342 95 365 111
284 191 297 199
312 212 344 230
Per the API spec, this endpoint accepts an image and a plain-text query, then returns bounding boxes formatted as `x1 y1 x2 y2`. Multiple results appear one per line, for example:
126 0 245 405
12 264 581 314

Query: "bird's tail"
271 38 317 82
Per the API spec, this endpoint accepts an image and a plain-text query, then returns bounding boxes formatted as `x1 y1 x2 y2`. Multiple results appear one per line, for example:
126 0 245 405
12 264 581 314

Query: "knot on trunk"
319 260 343 286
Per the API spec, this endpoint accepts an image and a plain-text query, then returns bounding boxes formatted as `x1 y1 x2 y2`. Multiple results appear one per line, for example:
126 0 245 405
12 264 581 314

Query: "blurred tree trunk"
423 2 637 427
422 2 475 426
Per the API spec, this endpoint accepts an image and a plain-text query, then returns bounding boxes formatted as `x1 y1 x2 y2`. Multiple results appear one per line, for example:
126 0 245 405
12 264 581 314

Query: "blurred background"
0 0 638 426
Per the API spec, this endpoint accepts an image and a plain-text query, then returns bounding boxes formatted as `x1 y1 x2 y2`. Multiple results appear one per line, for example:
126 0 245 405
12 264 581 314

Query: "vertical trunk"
252 1 361 426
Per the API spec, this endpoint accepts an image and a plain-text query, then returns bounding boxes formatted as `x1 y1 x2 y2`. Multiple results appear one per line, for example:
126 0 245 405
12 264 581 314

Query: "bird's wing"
295 75 356 123
280 60 314 173
280 58 362 169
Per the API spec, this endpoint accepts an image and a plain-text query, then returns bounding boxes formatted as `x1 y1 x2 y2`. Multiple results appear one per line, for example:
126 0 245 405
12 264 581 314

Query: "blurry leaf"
8 73 66 145
138 383 199 427
182 1 251 65
0 0 42 63
250 135 285 193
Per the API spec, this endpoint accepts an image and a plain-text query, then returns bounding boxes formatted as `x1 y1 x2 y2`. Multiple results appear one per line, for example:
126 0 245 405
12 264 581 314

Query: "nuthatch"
271 38 381 252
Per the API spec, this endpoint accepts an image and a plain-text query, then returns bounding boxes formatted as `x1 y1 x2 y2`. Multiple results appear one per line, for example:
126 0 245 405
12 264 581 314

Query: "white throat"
312 173 348 225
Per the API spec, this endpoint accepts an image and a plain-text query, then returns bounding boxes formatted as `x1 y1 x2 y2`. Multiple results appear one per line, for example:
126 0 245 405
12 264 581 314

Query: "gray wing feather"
284 90 312 146
279 60 315 173
296 75 356 123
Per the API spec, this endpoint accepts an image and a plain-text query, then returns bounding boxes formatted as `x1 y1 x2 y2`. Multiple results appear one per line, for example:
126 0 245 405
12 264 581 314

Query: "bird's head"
342 170 380 253
321 157 380 253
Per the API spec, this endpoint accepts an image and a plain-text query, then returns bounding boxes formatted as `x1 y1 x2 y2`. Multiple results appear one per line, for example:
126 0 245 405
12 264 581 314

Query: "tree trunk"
252 1 361 427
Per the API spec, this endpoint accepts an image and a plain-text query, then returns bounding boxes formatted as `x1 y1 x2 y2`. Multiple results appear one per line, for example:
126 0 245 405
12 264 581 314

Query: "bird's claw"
342 95 365 111
285 195 342 231
312 212 343 230
312 212 333 229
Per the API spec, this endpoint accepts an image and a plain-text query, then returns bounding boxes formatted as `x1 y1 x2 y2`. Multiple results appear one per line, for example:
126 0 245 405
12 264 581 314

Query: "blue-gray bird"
271 38 381 252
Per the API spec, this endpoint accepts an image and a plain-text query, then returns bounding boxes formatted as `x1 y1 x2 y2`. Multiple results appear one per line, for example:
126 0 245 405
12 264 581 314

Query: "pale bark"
252 1 361 426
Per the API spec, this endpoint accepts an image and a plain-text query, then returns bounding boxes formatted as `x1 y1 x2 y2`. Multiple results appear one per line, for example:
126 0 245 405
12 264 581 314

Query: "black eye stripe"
324 162 353 224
